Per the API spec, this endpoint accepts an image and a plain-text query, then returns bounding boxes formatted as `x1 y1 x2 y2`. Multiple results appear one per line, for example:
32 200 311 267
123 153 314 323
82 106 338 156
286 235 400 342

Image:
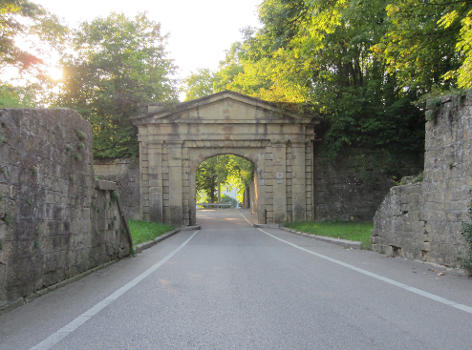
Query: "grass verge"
128 220 174 245
284 221 373 249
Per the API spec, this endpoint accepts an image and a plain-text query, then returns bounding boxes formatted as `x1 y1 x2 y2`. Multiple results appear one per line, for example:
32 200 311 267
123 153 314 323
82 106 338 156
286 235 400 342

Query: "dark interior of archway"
196 154 253 207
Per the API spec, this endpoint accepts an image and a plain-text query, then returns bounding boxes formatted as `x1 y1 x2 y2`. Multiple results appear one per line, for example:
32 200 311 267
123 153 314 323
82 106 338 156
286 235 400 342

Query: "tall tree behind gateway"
194 0 426 166
56 13 178 159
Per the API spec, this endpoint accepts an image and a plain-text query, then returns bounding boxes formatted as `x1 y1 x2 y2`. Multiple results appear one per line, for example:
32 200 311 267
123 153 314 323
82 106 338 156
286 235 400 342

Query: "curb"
135 225 201 253
253 223 280 229
281 227 361 249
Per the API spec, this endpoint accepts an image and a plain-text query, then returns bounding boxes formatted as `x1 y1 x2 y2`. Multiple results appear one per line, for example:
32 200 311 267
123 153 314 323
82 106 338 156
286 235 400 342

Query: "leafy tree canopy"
185 0 427 163
56 13 178 159
373 0 472 93
182 68 216 101
0 84 37 107
0 0 67 107
196 155 253 203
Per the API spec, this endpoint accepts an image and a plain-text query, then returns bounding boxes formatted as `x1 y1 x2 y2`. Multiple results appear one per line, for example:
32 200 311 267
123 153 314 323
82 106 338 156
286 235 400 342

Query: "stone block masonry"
372 92 472 267
132 91 316 226
313 146 422 221
0 109 131 309
93 158 140 220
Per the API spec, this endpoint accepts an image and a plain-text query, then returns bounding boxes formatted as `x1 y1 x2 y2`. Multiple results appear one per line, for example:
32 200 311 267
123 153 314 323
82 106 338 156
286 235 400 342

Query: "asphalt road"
1 209 472 349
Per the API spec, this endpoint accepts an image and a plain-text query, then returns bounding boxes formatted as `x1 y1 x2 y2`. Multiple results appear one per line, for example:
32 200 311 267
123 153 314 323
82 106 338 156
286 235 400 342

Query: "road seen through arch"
1 209 472 349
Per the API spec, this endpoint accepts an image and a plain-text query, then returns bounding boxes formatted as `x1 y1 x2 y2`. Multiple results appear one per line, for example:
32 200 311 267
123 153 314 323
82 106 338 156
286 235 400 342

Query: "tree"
211 0 425 164
1 0 44 70
196 155 253 203
196 155 229 203
0 0 67 107
0 84 37 107
182 68 216 100
437 3 472 88
373 0 470 93
57 13 178 159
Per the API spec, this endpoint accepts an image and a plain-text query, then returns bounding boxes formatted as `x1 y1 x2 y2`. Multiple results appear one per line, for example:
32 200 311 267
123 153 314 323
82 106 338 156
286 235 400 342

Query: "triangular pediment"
132 91 308 125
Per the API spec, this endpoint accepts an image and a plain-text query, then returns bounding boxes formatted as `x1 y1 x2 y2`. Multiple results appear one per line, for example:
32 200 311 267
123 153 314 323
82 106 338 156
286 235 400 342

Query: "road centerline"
29 230 200 350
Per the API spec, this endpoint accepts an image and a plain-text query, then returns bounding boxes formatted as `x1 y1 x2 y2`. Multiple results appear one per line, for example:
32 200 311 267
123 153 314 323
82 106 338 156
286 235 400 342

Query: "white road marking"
239 210 253 225
30 230 200 350
239 212 472 315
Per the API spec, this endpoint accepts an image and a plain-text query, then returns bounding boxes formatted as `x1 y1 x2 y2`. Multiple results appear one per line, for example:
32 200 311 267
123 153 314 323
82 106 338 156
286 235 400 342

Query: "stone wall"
93 159 140 220
313 145 422 221
0 109 131 309
372 93 472 266
371 183 425 259
96 145 422 225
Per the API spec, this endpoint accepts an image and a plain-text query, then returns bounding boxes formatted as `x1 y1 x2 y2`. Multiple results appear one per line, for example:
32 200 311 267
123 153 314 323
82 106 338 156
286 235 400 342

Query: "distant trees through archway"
196 154 253 207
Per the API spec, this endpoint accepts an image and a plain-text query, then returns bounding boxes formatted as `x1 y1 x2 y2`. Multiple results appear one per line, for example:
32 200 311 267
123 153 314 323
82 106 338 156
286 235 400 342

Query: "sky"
35 0 262 87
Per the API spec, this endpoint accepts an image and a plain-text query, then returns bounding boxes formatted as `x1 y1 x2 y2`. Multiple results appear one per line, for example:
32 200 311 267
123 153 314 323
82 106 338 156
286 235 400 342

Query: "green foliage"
32 164 39 175
196 155 253 203
461 202 472 274
396 171 424 185
285 220 373 249
1 212 11 225
374 0 466 93
0 1 67 106
205 0 425 165
220 194 238 207
182 68 217 100
1 1 46 70
56 13 178 159
196 155 229 203
0 85 38 107
75 129 87 141
425 97 443 123
110 190 119 201
454 10 472 88
128 220 173 245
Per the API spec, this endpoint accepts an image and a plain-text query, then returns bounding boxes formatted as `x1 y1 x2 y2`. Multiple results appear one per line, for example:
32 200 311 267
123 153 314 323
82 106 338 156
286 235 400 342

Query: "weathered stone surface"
372 183 425 259
373 93 472 267
132 91 317 225
93 159 140 220
313 147 422 221
95 179 118 191
0 109 130 308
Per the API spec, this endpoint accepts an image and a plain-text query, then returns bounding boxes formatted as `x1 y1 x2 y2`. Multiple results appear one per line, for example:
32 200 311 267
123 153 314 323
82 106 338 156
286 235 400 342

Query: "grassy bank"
128 220 174 245
285 221 373 249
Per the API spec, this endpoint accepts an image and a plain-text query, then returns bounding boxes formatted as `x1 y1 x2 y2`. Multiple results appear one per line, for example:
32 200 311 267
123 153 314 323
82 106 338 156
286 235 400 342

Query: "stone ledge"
95 179 117 191
281 227 361 249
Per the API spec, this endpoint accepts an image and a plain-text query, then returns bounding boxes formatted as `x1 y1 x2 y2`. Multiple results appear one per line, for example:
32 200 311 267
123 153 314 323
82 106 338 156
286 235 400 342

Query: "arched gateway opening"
195 154 254 209
132 91 317 226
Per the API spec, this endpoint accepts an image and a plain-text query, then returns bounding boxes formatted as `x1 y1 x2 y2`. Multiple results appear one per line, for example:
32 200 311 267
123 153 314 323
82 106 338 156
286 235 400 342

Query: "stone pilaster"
148 143 163 222
167 141 183 226
291 142 306 221
271 142 287 223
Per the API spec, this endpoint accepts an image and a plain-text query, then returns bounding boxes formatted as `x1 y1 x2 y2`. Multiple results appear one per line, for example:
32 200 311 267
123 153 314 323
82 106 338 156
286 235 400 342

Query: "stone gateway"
132 91 317 226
